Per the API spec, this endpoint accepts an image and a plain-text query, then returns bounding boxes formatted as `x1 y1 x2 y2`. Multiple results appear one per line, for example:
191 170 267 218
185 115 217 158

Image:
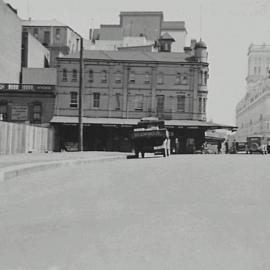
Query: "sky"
7 0 270 125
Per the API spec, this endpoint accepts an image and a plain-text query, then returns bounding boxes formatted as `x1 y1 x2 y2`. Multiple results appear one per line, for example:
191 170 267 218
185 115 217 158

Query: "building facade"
90 11 187 52
51 40 211 153
22 20 81 67
236 44 270 141
0 1 22 83
0 83 55 125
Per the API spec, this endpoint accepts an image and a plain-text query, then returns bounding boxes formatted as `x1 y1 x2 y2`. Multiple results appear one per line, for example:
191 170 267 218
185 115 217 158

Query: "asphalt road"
1 154 270 270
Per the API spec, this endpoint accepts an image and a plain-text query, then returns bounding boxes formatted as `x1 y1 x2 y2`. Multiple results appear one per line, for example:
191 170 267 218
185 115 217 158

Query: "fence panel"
0 122 54 155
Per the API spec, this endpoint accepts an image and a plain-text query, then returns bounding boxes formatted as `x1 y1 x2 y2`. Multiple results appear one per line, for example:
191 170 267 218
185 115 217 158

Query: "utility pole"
78 37 84 151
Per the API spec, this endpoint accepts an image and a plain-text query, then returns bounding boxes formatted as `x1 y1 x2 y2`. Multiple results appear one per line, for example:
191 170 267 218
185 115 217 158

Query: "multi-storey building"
236 44 270 141
0 1 22 83
22 19 81 67
50 40 217 153
90 11 187 52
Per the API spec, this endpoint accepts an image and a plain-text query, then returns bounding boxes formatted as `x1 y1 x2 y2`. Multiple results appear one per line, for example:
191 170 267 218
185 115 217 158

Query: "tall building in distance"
22 19 82 67
236 44 270 141
89 11 187 52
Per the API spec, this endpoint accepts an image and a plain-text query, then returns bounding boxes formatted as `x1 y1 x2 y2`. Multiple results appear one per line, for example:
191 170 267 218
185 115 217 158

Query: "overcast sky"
8 0 270 125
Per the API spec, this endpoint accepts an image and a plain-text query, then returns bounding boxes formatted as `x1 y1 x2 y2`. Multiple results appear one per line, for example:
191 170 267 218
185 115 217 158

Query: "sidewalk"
0 151 127 181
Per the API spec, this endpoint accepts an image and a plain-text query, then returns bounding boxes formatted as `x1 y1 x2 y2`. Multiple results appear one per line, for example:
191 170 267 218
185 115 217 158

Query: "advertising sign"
11 105 28 121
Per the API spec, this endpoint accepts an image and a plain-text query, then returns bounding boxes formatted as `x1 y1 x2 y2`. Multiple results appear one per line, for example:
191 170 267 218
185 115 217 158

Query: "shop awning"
50 116 237 130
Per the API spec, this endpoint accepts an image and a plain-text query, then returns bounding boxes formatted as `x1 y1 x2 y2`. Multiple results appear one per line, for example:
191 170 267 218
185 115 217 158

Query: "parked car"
246 136 268 154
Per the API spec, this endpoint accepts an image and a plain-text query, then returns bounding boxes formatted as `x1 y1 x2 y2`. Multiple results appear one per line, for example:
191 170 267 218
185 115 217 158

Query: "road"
1 154 270 270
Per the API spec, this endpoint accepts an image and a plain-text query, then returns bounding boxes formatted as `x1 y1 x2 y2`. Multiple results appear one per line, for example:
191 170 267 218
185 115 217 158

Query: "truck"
131 118 170 158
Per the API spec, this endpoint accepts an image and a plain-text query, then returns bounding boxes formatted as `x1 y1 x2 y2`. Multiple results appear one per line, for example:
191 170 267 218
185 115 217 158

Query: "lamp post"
78 37 84 151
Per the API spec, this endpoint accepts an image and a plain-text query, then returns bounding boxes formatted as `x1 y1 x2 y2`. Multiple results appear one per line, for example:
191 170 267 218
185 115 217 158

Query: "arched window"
72 69 77 81
62 69 67 81
88 70 93 83
0 100 8 121
32 102 42 123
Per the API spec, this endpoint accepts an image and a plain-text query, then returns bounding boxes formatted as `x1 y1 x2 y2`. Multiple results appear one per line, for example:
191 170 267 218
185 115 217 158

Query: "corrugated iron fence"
0 121 54 154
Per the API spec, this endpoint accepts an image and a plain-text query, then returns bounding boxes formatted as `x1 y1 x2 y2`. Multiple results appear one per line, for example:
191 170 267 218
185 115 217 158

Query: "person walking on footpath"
217 141 222 154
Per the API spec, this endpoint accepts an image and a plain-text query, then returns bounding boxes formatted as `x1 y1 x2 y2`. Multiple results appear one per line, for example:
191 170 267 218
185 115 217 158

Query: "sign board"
11 105 28 121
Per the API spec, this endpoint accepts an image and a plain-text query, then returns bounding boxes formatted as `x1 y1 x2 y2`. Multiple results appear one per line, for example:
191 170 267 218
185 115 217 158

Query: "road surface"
1 154 270 270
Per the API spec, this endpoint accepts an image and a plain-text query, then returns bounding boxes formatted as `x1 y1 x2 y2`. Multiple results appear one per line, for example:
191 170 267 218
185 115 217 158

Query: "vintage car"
246 136 268 154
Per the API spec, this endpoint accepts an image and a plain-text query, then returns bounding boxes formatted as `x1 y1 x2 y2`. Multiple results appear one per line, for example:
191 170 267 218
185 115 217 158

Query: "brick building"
49 40 223 153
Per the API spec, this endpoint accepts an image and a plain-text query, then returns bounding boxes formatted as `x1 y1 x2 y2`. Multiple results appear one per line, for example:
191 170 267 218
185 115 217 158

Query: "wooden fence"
0 121 54 155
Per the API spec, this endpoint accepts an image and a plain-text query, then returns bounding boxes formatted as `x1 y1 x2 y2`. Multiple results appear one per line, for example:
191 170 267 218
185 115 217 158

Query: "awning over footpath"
50 116 237 131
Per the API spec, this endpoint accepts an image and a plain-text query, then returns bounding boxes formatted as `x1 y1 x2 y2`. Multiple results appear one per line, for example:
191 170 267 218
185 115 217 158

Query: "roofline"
22 21 82 38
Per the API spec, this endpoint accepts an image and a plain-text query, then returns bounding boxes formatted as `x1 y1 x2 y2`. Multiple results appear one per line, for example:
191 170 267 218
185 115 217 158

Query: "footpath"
0 151 126 182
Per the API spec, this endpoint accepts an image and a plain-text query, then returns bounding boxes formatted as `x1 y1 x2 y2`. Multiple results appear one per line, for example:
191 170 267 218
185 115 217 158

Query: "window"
93 92 100 108
182 74 188 85
204 72 208 85
43 31 50 46
157 72 164 84
198 97 202 112
32 102 42 123
134 95 144 111
129 71 135 84
202 98 206 113
62 69 67 81
175 73 181 85
144 72 151 84
115 93 121 110
101 71 107 83
72 69 77 81
70 92 78 108
115 71 121 83
33 28 39 38
156 95 165 113
0 101 8 121
55 28 61 40
177 95 185 112
254 67 257 74
88 70 93 83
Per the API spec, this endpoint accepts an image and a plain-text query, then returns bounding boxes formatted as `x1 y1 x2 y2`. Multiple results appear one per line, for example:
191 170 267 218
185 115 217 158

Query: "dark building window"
144 72 151 84
70 92 78 108
115 71 121 83
156 95 165 113
88 70 94 83
203 98 206 113
134 95 144 111
72 69 77 82
62 69 67 81
33 28 39 38
115 93 121 110
157 72 164 84
43 31 50 46
55 28 61 40
32 102 42 123
175 73 181 85
0 101 8 121
93 92 100 108
101 71 107 83
177 95 185 112
129 71 135 84
198 97 202 112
